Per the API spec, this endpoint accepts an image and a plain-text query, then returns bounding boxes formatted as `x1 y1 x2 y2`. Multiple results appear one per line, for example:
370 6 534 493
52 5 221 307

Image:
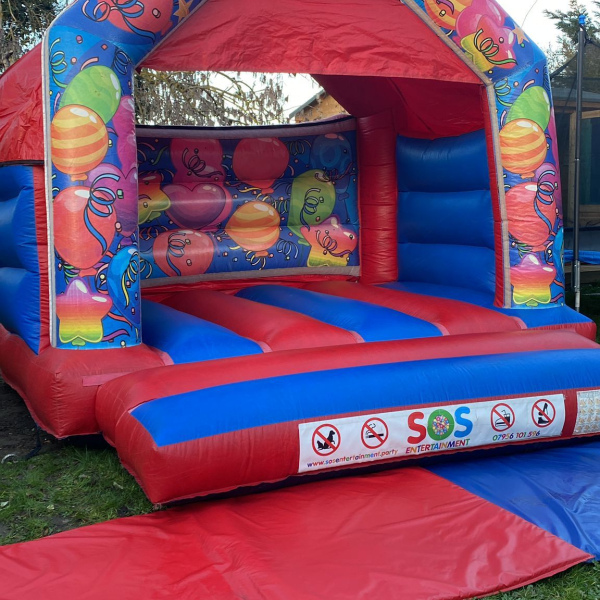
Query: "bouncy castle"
2 0 600 504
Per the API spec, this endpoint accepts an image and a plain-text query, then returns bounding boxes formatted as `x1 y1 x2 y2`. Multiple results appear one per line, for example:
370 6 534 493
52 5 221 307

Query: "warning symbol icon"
312 424 341 456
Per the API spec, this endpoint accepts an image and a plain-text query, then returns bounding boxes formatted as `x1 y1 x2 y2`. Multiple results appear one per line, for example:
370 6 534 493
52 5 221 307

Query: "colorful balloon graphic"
505 182 555 249
86 0 173 38
60 66 122 124
56 278 113 346
170 138 224 183
107 246 141 329
511 254 556 306
460 17 516 71
112 96 137 173
499 119 547 178
51 105 109 180
506 86 551 130
301 216 358 268
54 185 117 270
225 201 281 253
424 0 474 29
165 182 232 230
289 170 336 243
232 138 289 193
138 173 171 224
87 163 138 237
455 0 508 39
153 229 215 277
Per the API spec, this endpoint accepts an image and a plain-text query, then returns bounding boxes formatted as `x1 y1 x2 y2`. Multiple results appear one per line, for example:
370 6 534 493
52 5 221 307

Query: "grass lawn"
1 283 600 598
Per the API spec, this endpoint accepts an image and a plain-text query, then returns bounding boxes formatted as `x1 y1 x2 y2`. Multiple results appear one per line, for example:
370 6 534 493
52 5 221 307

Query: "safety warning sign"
491 403 515 432
531 399 556 428
361 418 389 449
312 424 340 456
297 394 565 473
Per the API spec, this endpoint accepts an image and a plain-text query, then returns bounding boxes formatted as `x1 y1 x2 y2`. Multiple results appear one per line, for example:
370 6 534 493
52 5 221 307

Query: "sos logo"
407 406 473 444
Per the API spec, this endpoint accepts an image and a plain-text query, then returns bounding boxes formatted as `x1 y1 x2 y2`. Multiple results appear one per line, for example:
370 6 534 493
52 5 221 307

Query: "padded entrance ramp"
0 467 589 600
430 439 600 559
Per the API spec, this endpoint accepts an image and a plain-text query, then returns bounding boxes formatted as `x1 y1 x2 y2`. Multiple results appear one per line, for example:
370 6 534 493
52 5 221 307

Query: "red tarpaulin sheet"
0 468 589 600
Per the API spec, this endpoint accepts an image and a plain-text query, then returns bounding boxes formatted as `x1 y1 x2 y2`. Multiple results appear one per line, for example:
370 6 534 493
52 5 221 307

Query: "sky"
284 0 598 115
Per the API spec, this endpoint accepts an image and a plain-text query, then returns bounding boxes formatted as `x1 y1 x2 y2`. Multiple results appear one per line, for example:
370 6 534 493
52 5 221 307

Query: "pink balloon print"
455 0 508 39
87 163 138 237
170 138 224 183
165 182 232 230
111 96 136 173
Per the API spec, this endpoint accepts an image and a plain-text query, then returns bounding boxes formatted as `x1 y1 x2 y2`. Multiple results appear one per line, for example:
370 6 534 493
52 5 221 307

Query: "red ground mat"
0 468 589 600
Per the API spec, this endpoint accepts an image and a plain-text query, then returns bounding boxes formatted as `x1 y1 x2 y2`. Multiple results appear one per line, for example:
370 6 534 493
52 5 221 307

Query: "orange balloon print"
51 105 109 181
225 201 281 253
499 119 547 178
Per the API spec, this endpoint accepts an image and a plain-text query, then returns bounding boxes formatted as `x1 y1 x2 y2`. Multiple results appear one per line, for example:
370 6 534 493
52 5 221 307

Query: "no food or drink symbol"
531 399 556 428
361 418 389 449
312 424 341 456
491 403 515 432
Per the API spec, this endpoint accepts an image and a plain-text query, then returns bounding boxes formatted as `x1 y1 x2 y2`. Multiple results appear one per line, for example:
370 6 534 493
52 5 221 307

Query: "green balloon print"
289 170 336 244
506 86 551 130
60 66 122 124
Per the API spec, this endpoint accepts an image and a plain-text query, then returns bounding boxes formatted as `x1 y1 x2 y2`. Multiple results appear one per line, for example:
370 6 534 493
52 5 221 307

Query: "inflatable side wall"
0 165 48 354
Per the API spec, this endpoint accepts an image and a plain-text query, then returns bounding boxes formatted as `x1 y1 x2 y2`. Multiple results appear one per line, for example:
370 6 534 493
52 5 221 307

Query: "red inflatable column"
357 111 398 284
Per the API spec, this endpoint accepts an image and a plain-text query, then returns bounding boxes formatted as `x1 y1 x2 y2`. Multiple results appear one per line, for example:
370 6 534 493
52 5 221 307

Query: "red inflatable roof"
144 0 480 84
0 45 43 163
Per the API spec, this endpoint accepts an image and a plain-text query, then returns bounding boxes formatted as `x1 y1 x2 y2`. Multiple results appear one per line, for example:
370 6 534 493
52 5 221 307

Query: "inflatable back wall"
136 121 359 287
397 130 495 295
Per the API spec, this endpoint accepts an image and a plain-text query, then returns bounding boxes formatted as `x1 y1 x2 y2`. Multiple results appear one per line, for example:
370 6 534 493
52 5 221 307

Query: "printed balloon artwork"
289 170 336 244
51 105 109 181
138 172 171 224
165 182 232 230
232 138 289 194
535 162 561 210
87 163 138 237
499 119 547 178
170 138 225 183
112 96 137 173
225 201 281 255
455 0 509 39
506 86 551 131
505 182 556 250
310 134 353 192
459 16 516 71
301 216 358 268
153 229 215 277
82 0 174 39
423 0 474 30
548 227 565 287
54 185 117 272
107 246 141 330
455 0 516 71
56 278 113 346
511 253 556 306
60 66 122 124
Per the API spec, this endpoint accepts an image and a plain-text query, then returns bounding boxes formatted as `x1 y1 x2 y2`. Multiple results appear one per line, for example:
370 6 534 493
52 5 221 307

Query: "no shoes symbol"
532 399 556 428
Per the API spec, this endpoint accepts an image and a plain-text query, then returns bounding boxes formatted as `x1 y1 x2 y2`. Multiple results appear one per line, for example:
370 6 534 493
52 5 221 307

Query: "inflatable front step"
96 330 600 503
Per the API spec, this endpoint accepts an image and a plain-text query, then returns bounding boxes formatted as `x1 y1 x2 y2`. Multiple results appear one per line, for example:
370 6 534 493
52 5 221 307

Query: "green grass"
488 563 600 599
0 443 153 545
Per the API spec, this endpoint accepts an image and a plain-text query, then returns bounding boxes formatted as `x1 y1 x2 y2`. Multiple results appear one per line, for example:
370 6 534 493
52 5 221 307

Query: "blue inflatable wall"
396 130 496 295
0 164 43 353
